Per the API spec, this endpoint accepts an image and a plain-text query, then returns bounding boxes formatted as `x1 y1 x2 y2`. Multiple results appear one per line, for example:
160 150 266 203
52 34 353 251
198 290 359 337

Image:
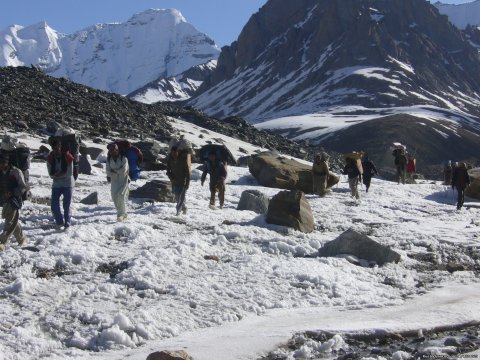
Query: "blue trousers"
51 187 72 226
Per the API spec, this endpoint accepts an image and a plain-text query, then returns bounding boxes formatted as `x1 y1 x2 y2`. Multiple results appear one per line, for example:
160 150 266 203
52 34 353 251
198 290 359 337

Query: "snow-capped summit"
435 0 480 29
0 9 220 95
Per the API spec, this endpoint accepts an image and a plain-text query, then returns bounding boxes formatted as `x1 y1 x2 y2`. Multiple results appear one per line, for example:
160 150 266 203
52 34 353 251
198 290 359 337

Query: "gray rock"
237 189 269 214
80 192 98 205
130 180 175 202
266 190 314 233
318 229 401 266
82 146 104 160
146 350 193 360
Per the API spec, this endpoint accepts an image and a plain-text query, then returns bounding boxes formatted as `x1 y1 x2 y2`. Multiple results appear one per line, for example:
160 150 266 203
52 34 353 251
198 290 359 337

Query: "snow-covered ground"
0 132 479 360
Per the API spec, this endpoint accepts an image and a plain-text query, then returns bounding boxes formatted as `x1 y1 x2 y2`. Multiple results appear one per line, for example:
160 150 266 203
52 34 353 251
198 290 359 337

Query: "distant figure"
393 149 407 185
406 154 416 181
452 162 470 210
444 161 453 186
201 151 227 209
312 152 329 197
106 144 129 222
166 146 191 216
47 138 75 229
362 155 378 192
343 157 361 200
0 154 28 250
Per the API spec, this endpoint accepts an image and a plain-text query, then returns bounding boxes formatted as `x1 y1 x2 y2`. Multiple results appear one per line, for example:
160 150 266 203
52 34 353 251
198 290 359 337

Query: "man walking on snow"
167 146 191 216
201 151 227 209
106 143 130 222
0 154 28 250
451 162 470 210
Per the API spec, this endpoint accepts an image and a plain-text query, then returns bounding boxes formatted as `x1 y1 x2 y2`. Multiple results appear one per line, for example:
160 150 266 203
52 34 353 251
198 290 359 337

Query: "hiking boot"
64 223 71 229
182 207 187 215
209 204 216 210
176 210 181 216
0 243 5 251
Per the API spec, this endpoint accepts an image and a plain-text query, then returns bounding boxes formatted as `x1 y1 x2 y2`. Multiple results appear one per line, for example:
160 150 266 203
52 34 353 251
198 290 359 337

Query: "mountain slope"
189 0 480 125
435 0 480 29
0 9 220 95
128 59 217 103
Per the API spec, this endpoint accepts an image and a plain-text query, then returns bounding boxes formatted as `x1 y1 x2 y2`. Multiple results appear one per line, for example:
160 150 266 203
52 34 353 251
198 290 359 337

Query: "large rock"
318 229 401 266
249 152 338 194
130 180 175 202
266 190 314 233
466 178 480 200
237 189 269 214
146 350 193 360
80 192 98 205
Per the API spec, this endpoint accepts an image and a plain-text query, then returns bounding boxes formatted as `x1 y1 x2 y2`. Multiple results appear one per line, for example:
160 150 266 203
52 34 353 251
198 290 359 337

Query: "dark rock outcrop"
80 192 98 205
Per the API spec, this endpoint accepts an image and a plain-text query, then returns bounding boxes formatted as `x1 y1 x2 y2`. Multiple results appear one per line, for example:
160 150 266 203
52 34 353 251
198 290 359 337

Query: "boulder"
318 229 401 266
135 141 163 170
82 146 104 160
466 178 480 200
146 350 193 360
78 154 92 175
80 192 98 205
237 189 269 214
266 190 314 233
130 180 175 202
237 155 252 167
249 152 338 193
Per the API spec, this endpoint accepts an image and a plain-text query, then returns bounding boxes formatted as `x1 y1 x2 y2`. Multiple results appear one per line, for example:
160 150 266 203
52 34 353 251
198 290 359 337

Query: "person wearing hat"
201 151 227 209
106 143 130 222
47 137 75 229
0 153 28 250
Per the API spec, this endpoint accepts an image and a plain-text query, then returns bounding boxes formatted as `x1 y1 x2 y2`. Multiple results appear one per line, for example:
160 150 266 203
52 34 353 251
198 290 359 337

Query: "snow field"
0 138 479 359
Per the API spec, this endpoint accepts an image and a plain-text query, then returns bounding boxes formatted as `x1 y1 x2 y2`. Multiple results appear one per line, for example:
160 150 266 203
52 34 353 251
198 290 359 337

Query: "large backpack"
1 135 31 186
113 140 143 181
49 128 81 180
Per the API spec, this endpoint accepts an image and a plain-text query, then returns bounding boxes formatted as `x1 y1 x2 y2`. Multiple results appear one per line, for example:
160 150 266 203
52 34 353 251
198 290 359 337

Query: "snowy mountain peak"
0 9 220 95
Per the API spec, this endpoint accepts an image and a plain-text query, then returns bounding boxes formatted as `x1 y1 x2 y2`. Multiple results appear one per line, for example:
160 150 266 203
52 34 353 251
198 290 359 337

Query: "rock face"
266 190 314 233
191 0 480 121
130 180 175 202
249 152 339 194
237 189 269 214
318 229 401 266
146 350 193 360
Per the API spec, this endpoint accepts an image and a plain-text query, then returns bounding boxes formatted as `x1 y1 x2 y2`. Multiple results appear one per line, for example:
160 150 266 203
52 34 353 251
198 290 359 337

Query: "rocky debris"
237 189 269 214
262 325 480 360
249 152 339 193
204 255 220 262
78 154 92 175
266 190 314 233
80 192 98 205
130 180 175 202
318 230 401 266
146 350 193 360
96 261 129 279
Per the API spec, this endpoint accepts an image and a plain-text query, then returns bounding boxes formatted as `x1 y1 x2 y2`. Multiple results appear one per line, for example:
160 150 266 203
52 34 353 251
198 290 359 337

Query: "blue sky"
0 0 473 47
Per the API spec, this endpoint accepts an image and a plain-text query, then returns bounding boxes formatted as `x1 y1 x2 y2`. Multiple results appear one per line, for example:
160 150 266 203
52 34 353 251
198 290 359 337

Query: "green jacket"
166 152 191 188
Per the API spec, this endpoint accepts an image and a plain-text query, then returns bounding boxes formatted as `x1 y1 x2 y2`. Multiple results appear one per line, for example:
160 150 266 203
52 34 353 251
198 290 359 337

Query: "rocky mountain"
435 0 480 29
128 59 217 103
191 0 480 122
0 66 314 160
0 9 220 95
